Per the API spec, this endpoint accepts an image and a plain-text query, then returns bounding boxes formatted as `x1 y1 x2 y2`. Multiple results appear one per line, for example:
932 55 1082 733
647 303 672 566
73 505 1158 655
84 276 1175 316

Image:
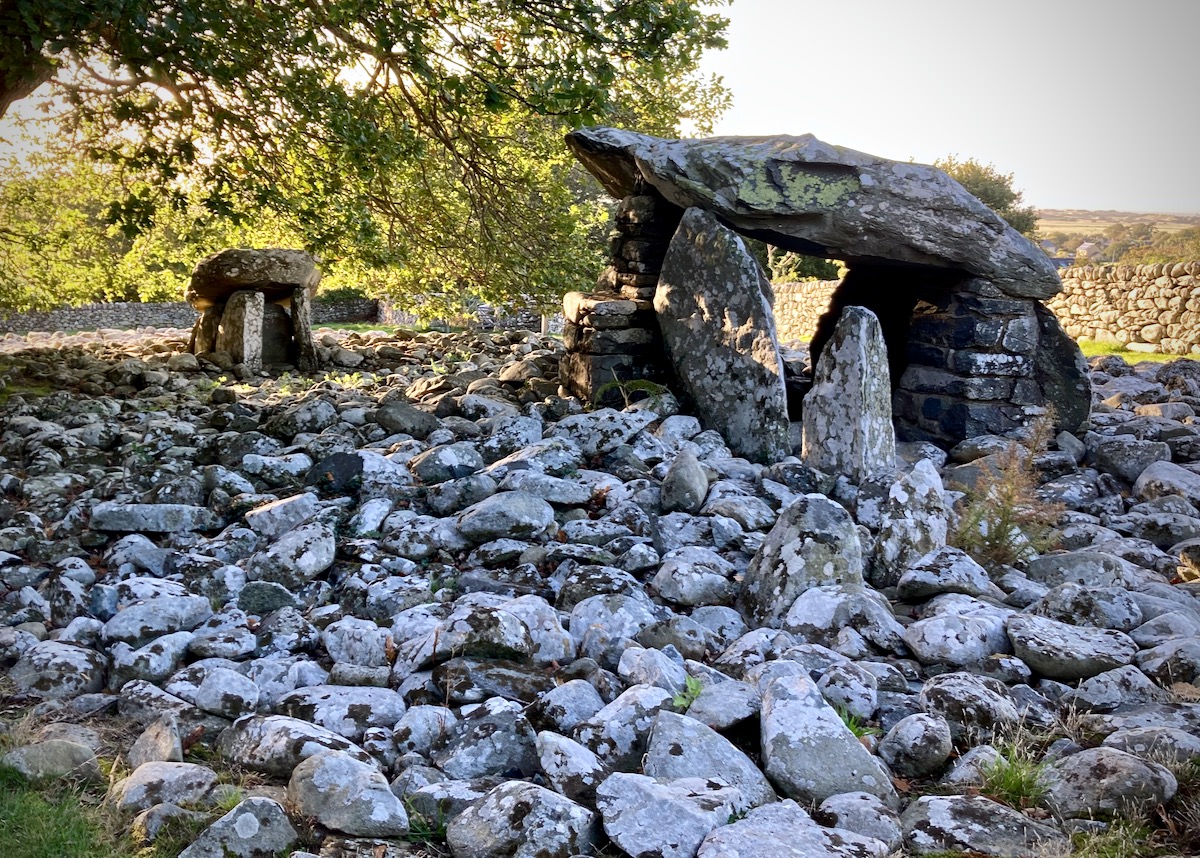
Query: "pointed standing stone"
802 305 895 483
292 285 318 371
655 207 791 464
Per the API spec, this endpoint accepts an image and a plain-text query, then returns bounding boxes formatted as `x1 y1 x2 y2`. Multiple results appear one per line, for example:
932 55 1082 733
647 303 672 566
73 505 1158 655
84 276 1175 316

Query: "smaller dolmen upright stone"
186 248 320 372
802 305 896 483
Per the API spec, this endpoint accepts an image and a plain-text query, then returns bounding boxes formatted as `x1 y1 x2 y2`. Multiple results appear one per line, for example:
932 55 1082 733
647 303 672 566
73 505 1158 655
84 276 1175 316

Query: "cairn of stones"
186 248 320 374
560 127 1092 451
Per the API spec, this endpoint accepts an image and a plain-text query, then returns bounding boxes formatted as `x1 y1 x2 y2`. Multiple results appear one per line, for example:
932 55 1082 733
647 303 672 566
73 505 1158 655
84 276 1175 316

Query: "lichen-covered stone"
654 207 790 463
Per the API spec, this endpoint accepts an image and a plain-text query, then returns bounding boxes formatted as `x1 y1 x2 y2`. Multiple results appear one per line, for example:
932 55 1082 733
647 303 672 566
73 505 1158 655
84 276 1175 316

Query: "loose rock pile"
1 325 1199 858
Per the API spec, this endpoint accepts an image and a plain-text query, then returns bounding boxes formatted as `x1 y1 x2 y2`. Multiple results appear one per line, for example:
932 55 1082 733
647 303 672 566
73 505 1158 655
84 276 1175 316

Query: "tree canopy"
0 0 730 313
935 155 1038 238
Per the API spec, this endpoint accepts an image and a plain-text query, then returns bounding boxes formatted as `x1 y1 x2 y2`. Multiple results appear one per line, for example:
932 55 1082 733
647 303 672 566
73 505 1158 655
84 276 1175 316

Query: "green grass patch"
0 764 126 858
1078 340 1199 363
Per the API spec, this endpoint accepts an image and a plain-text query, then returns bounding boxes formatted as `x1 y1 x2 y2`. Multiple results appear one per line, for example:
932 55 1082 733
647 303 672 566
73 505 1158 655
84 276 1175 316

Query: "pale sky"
696 0 1200 214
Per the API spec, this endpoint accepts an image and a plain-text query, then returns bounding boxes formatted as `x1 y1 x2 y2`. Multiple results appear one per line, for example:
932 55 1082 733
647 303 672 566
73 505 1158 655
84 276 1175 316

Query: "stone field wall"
0 297 379 334
771 280 840 343
1047 262 1200 354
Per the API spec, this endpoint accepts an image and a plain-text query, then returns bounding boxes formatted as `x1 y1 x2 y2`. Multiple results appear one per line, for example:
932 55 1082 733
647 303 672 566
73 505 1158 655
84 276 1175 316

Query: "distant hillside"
1037 209 1200 236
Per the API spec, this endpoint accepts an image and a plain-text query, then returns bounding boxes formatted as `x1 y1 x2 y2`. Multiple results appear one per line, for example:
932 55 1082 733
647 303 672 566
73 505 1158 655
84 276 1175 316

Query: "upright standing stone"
802 306 895 483
190 307 222 354
655 207 791 464
216 290 265 373
291 285 318 371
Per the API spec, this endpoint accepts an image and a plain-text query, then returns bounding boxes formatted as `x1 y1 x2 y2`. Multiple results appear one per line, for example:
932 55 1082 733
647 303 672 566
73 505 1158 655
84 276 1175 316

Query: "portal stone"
216 290 265 372
802 305 895 483
655 207 791 464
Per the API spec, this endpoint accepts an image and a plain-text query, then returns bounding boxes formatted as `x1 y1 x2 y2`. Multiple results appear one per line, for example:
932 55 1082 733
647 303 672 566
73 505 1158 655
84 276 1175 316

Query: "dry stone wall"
1047 262 1200 354
772 280 839 343
0 298 379 335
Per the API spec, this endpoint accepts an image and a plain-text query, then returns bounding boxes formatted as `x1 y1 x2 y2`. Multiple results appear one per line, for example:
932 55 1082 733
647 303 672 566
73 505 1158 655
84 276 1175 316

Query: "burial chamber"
563 127 1091 448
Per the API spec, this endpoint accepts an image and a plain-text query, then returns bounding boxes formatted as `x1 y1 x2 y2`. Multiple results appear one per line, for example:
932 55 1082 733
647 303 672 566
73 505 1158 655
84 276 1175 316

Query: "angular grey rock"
2 739 101 782
760 673 897 806
1134 460 1200 507
277 685 406 741
536 730 609 804
10 640 108 699
215 290 265 372
456 491 555 542
1042 747 1177 819
901 795 1067 856
644 710 776 807
191 666 259 719
815 792 902 852
574 684 674 770
393 705 457 757
215 715 374 778
685 680 761 731
877 713 953 778
699 798 889 858
1006 613 1138 680
874 459 949 583
446 781 600 858
1030 582 1142 631
430 697 538 779
596 772 745 858
244 521 336 590
1103 726 1200 765
546 408 657 457
803 306 896 483
660 449 709 514
375 399 442 439
243 493 318 540
903 597 1013 667
918 672 1019 742
177 797 298 858
569 127 1059 297
738 494 864 628
128 714 183 768
654 207 790 463
1060 665 1168 713
528 680 605 734
896 546 993 602
287 750 409 837
111 761 218 813
91 502 219 532
103 595 213 647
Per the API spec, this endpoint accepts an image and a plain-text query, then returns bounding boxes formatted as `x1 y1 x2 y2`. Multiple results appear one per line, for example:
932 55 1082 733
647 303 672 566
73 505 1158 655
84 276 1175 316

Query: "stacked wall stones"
1048 262 1200 354
559 184 680 403
892 279 1050 443
771 280 840 343
0 298 379 335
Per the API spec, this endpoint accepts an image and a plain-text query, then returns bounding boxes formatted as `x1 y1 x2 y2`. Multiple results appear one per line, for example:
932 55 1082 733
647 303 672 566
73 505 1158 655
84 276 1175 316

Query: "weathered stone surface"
654 207 790 463
738 494 863 629
702 798 889 857
760 673 897 806
596 772 744 858
1006 613 1138 680
566 127 1059 298
1042 747 1177 819
215 290 265 372
215 715 373 778
803 306 896 483
901 794 1067 857
177 798 298 858
644 711 776 808
446 781 600 858
287 750 409 837
187 248 319 310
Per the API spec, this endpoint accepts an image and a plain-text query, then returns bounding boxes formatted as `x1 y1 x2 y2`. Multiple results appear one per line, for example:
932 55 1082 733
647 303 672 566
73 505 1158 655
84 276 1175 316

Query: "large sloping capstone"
566 127 1059 299
187 248 320 310
654 207 791 464
803 306 895 483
